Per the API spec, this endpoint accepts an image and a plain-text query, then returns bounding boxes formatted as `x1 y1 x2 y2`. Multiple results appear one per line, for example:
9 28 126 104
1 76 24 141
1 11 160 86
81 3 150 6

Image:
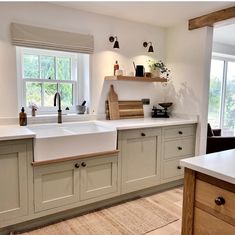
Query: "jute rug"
18 197 179 235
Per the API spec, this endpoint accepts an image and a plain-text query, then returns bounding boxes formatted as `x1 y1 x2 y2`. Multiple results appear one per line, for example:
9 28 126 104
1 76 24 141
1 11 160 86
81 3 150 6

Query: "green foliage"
148 59 170 78
24 53 73 108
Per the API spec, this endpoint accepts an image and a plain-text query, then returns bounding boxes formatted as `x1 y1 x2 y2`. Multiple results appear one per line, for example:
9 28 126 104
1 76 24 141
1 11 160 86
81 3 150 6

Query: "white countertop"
0 116 197 141
0 125 35 141
180 149 235 185
100 117 197 130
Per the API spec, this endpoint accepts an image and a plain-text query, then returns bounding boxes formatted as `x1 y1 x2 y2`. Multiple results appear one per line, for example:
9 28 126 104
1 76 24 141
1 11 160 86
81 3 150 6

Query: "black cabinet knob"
215 196 225 206
178 146 182 150
177 166 182 170
178 131 183 135
141 133 146 137
74 163 80 168
81 162 87 167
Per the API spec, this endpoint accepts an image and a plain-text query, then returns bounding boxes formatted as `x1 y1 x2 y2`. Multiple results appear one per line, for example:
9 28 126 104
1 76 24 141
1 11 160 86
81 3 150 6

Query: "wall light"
143 41 154 53
109 36 120 49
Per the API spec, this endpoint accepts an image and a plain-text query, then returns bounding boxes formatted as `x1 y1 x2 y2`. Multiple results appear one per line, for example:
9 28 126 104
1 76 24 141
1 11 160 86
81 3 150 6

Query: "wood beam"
189 6 235 30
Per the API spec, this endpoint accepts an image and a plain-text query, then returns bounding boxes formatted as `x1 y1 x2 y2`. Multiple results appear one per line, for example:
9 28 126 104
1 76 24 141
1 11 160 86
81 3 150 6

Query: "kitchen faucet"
54 92 62 123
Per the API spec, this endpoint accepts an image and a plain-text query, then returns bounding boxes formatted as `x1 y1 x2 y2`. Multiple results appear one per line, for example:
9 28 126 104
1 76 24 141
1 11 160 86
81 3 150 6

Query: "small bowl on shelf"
158 102 173 109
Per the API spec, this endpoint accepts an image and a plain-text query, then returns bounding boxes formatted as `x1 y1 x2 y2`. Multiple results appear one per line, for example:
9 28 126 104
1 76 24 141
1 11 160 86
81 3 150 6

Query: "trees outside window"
17 47 89 114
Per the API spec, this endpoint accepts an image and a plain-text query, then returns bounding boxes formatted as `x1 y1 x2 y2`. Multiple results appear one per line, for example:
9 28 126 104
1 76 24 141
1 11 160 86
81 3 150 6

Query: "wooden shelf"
104 75 167 83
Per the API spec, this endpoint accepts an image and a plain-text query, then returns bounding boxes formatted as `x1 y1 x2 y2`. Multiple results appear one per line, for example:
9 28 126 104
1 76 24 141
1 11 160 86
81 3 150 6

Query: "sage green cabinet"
80 156 118 200
0 139 33 225
34 155 118 212
119 128 161 194
161 124 196 183
34 161 80 212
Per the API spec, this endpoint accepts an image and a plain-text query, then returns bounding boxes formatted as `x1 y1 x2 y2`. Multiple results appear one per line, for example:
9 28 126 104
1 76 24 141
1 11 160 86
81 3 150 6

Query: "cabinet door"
121 128 161 193
0 144 28 221
34 161 80 212
80 156 118 201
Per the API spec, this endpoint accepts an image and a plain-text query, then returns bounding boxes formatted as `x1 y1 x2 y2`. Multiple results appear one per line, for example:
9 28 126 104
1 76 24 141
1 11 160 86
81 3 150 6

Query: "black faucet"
54 92 62 123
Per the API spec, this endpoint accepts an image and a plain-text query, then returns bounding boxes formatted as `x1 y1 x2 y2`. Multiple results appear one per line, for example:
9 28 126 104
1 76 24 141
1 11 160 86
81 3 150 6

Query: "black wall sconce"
109 36 120 49
143 41 154 53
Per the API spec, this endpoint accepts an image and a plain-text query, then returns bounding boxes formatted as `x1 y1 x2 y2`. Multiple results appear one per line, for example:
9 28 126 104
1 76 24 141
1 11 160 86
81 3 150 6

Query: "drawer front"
163 125 195 139
162 158 184 180
119 127 161 140
195 179 235 223
194 207 235 235
164 137 195 159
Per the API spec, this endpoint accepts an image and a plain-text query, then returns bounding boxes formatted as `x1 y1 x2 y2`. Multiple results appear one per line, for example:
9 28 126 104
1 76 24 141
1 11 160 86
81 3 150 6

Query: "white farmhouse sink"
28 121 117 162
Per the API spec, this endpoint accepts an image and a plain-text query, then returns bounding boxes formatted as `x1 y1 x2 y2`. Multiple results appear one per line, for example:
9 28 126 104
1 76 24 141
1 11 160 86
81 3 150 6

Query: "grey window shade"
11 23 94 54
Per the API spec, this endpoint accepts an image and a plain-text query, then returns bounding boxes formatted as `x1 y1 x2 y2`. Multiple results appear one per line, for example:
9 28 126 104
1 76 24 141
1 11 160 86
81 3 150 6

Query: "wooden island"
180 150 235 235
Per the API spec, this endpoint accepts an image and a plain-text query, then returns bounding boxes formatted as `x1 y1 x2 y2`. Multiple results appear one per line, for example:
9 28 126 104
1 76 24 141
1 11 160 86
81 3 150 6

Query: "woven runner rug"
18 197 179 235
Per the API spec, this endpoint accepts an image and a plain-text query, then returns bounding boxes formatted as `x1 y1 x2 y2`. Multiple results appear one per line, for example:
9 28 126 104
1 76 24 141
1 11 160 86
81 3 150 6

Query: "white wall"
0 2 167 118
165 23 213 155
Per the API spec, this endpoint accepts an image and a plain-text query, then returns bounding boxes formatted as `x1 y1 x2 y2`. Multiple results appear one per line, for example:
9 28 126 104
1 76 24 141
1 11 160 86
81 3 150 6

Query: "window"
17 47 89 114
208 56 235 136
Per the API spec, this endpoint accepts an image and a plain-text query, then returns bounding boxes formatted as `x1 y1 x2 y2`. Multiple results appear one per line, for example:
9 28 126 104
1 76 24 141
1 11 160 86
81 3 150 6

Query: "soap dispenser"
19 107 27 126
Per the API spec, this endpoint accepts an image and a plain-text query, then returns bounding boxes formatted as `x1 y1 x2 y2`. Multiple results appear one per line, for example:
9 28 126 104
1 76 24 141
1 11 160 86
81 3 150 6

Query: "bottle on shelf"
19 107 27 126
114 60 119 76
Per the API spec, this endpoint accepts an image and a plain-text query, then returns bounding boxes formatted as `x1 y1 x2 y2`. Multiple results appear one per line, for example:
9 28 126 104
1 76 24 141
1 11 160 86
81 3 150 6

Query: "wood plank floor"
19 187 183 235
145 187 182 235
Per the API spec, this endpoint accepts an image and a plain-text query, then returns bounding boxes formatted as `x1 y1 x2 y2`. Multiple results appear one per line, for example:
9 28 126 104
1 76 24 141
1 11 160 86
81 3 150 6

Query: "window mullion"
220 61 228 131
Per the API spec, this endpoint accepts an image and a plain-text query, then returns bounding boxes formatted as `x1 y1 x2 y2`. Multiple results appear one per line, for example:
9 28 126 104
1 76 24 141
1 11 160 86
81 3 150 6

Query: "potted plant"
29 102 38 116
148 60 170 79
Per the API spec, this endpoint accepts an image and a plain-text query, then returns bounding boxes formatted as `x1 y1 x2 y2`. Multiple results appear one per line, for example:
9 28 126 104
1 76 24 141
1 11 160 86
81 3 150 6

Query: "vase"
151 68 160 78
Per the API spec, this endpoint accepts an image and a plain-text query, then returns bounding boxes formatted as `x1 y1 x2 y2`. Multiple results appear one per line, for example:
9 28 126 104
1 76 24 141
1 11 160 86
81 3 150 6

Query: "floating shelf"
104 75 167 83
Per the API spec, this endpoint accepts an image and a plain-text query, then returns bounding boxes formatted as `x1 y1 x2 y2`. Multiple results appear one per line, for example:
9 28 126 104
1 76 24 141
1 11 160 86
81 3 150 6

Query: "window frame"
209 53 235 134
17 47 80 114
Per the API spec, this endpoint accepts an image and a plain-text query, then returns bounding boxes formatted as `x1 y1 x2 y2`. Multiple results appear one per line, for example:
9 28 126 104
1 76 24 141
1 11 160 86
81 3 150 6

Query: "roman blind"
10 23 94 54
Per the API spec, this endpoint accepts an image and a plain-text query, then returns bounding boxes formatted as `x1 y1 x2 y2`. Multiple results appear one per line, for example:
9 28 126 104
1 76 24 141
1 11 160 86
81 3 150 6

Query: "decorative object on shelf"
135 65 145 77
107 84 120 120
152 102 173 118
143 41 154 53
29 102 38 117
148 60 171 80
114 60 119 75
144 72 151 78
104 75 167 82
109 36 120 49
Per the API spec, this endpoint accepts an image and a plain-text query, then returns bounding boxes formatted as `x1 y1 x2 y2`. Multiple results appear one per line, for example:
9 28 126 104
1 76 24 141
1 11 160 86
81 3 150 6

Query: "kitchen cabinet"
119 128 161 194
182 168 235 235
34 154 118 212
161 124 196 183
34 161 80 212
0 139 33 224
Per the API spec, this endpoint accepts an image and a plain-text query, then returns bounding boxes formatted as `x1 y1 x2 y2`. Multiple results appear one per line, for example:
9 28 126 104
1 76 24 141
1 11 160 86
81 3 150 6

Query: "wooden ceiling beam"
189 6 235 30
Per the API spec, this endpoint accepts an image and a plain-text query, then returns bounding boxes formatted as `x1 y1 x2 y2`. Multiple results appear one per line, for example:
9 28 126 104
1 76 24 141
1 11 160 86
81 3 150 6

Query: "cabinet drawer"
119 128 161 140
164 137 195 159
195 179 235 223
194 207 235 235
163 125 195 139
162 158 184 180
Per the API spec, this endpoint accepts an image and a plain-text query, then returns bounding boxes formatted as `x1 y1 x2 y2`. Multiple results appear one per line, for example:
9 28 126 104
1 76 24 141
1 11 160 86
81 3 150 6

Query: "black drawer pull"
178 146 182 150
178 131 183 135
141 133 146 137
177 166 182 170
215 196 225 206
74 163 80 168
81 162 87 167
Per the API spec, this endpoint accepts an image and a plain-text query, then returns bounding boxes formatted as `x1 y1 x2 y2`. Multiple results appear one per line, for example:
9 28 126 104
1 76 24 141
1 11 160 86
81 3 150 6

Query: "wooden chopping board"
108 84 120 120
106 100 144 119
